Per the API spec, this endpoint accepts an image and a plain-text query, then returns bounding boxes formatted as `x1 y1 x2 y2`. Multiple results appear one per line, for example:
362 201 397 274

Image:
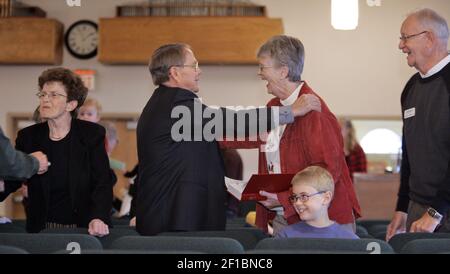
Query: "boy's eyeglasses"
289 191 326 203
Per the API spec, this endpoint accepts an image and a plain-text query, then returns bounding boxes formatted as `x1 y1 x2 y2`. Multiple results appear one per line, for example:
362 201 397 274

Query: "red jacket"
220 82 361 232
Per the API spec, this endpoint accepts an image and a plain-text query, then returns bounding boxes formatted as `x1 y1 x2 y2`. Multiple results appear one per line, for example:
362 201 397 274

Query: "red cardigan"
220 82 362 232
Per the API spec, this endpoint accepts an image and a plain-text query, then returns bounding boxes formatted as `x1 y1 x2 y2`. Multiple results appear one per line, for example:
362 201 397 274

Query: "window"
348 118 402 173
360 128 402 154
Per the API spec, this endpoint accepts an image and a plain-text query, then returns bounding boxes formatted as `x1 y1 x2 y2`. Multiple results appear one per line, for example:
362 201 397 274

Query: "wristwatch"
427 207 443 222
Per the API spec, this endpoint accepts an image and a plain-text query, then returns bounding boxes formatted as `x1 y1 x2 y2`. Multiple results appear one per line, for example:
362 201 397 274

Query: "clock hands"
82 32 96 42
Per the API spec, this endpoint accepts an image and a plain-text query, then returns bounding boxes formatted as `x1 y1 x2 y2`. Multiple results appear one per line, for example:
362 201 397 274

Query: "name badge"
404 108 416 119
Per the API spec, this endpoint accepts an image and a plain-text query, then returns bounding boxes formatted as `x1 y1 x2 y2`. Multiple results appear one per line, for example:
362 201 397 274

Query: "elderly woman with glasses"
221 35 361 235
0 68 112 236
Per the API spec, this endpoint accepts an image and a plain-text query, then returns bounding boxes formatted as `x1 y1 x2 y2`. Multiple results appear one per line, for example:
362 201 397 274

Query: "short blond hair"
82 97 102 114
291 166 335 195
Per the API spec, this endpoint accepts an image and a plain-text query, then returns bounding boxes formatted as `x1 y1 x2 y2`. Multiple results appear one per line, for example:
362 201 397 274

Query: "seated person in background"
276 166 359 239
78 97 101 123
97 121 131 218
98 120 125 172
338 118 367 180
78 99 126 172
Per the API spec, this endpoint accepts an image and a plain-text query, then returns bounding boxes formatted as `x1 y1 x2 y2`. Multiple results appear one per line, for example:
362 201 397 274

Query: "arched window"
360 128 402 154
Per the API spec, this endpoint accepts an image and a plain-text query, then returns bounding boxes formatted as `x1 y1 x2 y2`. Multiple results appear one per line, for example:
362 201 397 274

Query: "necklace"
50 135 64 141
49 131 68 141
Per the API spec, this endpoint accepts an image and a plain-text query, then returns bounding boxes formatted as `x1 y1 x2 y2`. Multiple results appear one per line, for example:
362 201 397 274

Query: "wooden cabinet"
0 18 63 65
98 17 283 65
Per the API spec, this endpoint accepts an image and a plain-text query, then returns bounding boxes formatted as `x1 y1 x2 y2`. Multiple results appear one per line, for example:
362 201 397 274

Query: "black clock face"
65 20 98 59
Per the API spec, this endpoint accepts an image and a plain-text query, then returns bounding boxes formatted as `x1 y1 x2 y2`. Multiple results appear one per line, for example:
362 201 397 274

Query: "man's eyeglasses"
36 91 68 100
289 191 326 203
174 62 199 71
258 65 273 72
399 31 428 42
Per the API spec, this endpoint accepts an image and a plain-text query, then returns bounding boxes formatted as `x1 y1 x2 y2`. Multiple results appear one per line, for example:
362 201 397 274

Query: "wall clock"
65 20 98 59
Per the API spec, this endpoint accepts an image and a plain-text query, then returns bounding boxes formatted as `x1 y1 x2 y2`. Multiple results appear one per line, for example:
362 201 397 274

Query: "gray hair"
149 43 191 86
257 35 305 82
409 8 449 42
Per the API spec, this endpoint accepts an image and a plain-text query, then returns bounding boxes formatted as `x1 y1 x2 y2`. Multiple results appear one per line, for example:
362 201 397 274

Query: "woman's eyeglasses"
36 91 68 100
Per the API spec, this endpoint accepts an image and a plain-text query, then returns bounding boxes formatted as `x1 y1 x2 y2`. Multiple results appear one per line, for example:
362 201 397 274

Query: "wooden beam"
0 18 63 65
99 17 284 65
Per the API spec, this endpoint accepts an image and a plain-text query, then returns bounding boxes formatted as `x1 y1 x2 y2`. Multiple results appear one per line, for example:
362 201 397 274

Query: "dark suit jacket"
136 85 225 235
1 119 113 232
136 85 276 235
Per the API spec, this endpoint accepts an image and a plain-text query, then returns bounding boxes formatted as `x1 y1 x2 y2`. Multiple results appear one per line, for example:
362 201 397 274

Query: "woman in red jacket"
221 35 361 235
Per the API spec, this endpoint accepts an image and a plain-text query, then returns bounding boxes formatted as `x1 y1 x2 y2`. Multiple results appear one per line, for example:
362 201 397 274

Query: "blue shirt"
275 222 359 239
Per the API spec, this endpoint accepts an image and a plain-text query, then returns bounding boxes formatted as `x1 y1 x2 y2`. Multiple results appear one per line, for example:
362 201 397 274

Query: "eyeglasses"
289 191 326 203
258 65 273 72
174 62 199 71
399 31 428 42
36 91 68 100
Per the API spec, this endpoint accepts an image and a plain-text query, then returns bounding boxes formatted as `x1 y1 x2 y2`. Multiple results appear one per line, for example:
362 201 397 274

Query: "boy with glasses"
276 166 358 239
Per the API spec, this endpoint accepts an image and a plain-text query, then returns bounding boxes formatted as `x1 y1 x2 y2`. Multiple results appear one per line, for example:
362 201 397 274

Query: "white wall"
1 0 449 182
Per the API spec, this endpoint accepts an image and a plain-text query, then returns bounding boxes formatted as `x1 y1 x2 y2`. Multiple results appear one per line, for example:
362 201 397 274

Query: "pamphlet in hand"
225 174 295 201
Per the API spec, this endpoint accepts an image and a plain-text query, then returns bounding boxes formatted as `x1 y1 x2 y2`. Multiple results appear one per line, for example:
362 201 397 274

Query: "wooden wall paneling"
99 17 284 65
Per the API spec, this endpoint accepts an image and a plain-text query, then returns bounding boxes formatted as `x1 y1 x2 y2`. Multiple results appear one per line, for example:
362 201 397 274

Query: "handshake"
30 151 51 175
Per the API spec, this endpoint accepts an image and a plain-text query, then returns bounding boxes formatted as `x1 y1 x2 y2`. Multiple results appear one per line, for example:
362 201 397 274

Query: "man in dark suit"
136 43 321 235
